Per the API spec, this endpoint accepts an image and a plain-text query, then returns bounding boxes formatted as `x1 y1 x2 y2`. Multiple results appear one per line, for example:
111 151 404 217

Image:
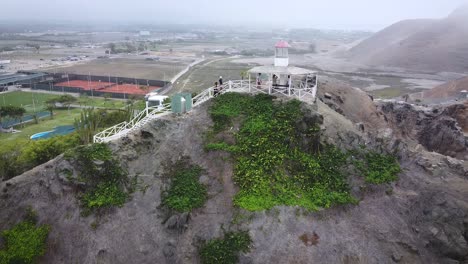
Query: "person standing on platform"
214 82 219 97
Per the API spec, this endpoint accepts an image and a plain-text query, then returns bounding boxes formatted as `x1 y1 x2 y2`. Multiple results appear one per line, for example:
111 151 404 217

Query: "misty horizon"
1 0 468 31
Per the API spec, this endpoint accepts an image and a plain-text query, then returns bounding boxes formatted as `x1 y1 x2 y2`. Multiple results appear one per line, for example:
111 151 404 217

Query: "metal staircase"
93 103 172 143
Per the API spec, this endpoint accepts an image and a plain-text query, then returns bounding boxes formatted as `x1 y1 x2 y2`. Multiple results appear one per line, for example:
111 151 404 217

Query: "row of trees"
107 41 149 54
0 106 26 128
1 95 83 130
1 95 78 129
45 94 77 117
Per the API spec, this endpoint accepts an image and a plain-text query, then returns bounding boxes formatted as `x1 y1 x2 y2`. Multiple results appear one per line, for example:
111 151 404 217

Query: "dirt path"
171 56 238 94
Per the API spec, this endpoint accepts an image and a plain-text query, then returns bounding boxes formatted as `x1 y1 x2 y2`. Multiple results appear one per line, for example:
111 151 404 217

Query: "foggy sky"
2 0 468 30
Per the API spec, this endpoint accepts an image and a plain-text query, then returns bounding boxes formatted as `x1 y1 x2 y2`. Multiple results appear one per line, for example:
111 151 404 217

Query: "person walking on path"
219 76 223 86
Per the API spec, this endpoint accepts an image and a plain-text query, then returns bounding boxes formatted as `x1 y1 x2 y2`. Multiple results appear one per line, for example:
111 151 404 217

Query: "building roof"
0 72 47 86
248 66 316 75
147 95 168 102
275 40 290 48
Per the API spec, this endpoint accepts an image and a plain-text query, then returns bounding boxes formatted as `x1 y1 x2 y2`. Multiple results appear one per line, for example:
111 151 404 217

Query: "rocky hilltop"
0 84 467 264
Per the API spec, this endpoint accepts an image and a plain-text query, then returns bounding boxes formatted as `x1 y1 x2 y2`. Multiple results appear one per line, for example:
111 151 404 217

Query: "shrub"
199 231 251 264
163 160 207 212
0 134 80 181
81 182 129 209
20 133 81 166
356 152 401 184
0 221 49 264
66 144 131 212
0 141 25 181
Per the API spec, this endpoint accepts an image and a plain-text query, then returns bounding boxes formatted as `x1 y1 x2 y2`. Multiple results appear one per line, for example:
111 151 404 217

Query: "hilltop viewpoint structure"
247 40 318 101
95 41 319 143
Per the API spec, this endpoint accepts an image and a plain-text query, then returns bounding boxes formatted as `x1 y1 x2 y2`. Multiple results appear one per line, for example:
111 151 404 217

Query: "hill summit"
347 5 468 73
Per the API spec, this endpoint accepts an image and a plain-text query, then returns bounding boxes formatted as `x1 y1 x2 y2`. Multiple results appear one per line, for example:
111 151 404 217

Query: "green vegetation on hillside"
207 93 400 211
65 144 133 212
0 133 81 181
0 219 49 264
199 231 251 264
162 159 207 212
354 151 401 184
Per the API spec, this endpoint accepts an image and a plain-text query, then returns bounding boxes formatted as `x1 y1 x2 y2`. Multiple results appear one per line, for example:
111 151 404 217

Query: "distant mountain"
348 5 468 73
423 76 468 99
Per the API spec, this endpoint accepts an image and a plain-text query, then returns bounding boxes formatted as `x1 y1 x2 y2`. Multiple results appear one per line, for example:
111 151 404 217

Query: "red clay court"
55 80 114 91
55 80 160 95
102 84 150 95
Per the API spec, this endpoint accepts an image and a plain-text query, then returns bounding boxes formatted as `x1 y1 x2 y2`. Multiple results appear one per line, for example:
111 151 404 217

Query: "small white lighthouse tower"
274 40 289 67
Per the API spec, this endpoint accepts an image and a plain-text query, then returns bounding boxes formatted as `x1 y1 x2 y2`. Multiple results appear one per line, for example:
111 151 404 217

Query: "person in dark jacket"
213 82 219 96
219 76 223 86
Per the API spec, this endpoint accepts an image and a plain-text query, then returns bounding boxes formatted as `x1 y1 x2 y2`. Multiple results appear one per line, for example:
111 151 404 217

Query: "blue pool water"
30 125 75 140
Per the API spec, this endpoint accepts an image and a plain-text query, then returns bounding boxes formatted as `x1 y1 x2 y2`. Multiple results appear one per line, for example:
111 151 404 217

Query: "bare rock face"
164 213 190 230
409 192 468 261
443 101 468 133
317 77 388 132
379 102 468 160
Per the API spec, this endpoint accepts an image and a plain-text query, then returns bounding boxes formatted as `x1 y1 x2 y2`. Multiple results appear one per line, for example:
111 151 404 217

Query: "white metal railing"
93 103 171 143
93 78 318 143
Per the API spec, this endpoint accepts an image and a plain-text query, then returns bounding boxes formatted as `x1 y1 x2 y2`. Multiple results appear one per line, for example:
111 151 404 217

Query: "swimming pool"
30 125 75 140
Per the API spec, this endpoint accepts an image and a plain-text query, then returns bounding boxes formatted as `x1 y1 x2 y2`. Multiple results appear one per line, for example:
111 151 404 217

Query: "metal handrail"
93 103 172 143
93 78 318 143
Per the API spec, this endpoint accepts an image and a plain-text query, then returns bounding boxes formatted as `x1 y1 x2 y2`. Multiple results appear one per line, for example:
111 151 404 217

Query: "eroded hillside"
0 92 467 264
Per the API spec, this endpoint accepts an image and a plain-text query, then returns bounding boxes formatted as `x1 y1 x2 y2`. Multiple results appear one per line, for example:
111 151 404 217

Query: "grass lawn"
77 97 127 109
0 91 58 113
0 91 128 112
0 109 81 142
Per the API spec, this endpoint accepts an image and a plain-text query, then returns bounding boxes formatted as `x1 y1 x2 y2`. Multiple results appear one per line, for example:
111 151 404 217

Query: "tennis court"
55 80 115 91
54 80 160 95
103 84 153 95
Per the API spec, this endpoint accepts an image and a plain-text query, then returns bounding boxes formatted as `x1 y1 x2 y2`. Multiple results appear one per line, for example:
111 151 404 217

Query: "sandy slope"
348 5 468 73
